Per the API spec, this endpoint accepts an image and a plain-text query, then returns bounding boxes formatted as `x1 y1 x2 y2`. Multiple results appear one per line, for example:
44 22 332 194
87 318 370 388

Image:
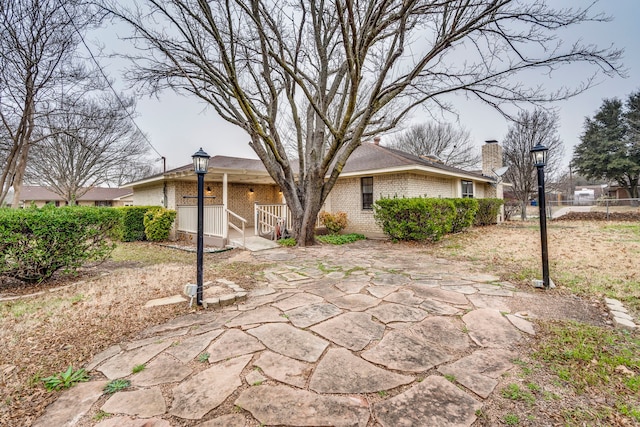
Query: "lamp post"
530 143 550 289
192 148 210 305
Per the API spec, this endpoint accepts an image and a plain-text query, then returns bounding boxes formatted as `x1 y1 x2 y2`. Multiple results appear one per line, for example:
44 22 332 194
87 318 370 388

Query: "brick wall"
133 184 164 206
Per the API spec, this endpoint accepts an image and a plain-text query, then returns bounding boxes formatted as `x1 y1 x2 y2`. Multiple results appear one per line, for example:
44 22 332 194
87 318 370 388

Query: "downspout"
162 156 167 208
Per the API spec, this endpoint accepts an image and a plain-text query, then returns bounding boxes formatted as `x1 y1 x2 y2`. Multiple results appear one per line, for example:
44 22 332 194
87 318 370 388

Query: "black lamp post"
530 143 550 289
192 148 210 305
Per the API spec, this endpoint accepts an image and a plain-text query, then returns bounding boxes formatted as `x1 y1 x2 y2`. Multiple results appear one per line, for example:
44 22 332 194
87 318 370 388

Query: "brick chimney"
373 136 381 145
482 140 503 178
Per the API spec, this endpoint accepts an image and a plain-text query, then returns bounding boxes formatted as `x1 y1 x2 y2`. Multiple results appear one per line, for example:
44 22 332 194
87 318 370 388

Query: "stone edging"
604 298 637 331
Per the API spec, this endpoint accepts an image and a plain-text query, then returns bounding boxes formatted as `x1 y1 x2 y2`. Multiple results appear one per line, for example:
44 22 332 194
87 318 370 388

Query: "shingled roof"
340 142 490 181
20 186 132 202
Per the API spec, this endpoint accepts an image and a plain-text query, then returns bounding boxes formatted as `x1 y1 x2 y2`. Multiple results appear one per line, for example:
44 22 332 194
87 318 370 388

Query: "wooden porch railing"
254 203 322 240
177 205 224 236
176 205 246 248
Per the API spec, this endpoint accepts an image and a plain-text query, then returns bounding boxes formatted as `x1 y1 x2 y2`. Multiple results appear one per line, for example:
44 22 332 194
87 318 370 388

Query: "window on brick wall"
461 180 474 198
361 177 373 210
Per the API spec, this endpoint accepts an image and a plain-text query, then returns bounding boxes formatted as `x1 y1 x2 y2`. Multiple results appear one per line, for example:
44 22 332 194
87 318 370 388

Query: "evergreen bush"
115 206 158 241
474 198 504 226
373 197 455 242
0 206 120 282
143 207 177 241
448 198 479 233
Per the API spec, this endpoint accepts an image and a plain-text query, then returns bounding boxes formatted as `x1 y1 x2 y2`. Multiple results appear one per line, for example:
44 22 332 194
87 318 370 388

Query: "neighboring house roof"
125 142 494 188
20 186 133 202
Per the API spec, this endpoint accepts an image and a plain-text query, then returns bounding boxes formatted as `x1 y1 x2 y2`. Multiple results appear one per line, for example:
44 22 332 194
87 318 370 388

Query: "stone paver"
165 329 223 363
366 302 428 323
420 298 461 315
195 414 248 427
310 312 385 351
438 349 517 398
285 302 342 328
206 329 265 363
366 285 398 298
225 306 288 327
375 375 482 427
245 370 267 386
467 294 512 312
130 354 192 387
170 355 251 419
412 316 470 351
98 340 173 379
409 285 469 305
383 290 423 306
254 351 313 388
506 314 536 335
32 380 108 427
334 281 367 294
236 385 370 427
362 330 452 372
95 417 170 427
101 388 166 417
463 309 522 348
329 293 381 311
372 273 409 286
248 323 329 362
310 348 413 393
272 293 323 311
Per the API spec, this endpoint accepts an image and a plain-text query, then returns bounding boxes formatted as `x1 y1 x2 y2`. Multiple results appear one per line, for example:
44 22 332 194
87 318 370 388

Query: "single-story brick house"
17 186 133 208
123 140 504 245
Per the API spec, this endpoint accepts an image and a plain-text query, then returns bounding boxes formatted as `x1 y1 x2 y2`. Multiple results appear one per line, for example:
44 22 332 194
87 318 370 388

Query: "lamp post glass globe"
530 143 548 167
192 148 210 173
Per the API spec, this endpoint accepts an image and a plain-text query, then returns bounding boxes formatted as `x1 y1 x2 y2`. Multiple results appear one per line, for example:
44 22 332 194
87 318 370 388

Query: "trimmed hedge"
143 207 177 241
374 197 455 242
0 206 120 282
115 206 158 242
448 198 479 233
474 198 504 226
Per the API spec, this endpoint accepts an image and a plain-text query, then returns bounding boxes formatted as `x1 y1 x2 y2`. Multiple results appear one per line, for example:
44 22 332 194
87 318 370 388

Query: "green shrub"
114 206 158 241
474 198 504 226
319 211 348 234
373 197 455 242
278 237 297 246
0 206 119 282
448 198 479 233
143 208 176 241
316 233 366 245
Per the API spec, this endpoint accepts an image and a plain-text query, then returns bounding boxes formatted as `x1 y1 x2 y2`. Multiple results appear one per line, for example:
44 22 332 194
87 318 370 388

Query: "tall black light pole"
192 148 210 305
530 143 550 289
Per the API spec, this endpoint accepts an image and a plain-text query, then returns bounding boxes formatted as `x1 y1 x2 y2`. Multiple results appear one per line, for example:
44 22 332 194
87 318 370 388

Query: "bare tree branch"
103 0 622 244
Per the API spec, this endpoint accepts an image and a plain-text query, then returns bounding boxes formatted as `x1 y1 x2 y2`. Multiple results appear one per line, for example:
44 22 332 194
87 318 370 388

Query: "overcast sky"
93 0 639 172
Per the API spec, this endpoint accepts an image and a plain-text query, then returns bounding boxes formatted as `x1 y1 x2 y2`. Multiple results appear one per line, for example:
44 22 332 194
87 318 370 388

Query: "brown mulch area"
556 211 640 221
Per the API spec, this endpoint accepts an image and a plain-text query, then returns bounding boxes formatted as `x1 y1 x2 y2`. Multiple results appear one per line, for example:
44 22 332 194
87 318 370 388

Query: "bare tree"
0 0 103 207
503 109 564 220
26 94 150 203
106 0 621 245
390 123 480 169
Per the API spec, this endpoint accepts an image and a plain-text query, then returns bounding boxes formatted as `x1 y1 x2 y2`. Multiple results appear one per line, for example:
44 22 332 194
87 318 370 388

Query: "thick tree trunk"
520 199 528 220
10 142 31 209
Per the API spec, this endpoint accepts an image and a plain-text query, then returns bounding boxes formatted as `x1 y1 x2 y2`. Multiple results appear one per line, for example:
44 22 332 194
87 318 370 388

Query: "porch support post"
222 173 228 240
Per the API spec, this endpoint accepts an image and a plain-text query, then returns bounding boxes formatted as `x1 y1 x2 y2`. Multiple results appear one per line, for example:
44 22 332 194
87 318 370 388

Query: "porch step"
228 235 280 252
